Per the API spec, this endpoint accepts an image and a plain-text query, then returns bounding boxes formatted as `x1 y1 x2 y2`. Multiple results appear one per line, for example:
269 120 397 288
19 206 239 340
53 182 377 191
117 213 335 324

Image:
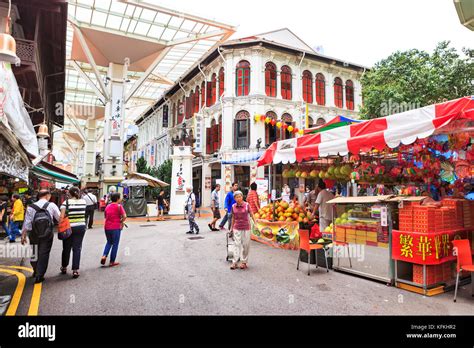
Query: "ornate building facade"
135 29 367 206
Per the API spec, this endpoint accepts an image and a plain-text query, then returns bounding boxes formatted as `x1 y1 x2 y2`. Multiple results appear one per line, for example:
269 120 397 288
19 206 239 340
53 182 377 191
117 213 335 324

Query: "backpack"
30 202 54 240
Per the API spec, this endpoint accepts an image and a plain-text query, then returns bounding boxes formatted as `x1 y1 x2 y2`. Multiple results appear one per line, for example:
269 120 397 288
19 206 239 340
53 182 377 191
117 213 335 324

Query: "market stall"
252 198 317 250
122 173 169 217
392 199 474 295
257 96 474 293
121 178 148 217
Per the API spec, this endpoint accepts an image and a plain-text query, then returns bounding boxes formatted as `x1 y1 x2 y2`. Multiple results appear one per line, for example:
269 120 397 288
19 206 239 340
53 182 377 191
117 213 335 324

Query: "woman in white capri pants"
229 191 255 270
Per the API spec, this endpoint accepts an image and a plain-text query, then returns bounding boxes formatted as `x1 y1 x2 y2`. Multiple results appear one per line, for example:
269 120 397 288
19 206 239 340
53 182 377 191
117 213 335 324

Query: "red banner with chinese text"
392 229 471 265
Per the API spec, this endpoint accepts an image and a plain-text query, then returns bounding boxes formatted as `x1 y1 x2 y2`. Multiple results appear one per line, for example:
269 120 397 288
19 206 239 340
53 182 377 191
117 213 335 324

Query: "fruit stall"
252 199 317 250
256 96 474 291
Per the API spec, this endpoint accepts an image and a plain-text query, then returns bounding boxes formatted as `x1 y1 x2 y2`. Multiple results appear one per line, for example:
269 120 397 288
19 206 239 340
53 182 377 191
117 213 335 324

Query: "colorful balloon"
298 129 304 135
271 119 276 126
265 117 271 124
276 122 282 128
287 125 294 132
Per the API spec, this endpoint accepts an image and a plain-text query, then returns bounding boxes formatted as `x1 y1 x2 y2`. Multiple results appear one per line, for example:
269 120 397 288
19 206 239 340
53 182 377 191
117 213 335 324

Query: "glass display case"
328 196 398 284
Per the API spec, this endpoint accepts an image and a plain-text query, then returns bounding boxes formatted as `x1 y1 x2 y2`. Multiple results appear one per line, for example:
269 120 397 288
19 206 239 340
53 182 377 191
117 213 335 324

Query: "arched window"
265 62 277 97
334 77 344 109
172 102 177 127
218 67 225 97
210 119 219 153
206 75 215 107
194 86 200 114
177 98 184 124
211 73 217 104
281 65 292 100
282 113 294 139
264 111 278 146
315 73 325 105
218 115 222 150
236 61 250 96
334 77 344 108
234 110 250 149
302 70 313 103
316 117 326 126
201 81 206 108
345 80 354 110
185 93 193 119
307 116 314 128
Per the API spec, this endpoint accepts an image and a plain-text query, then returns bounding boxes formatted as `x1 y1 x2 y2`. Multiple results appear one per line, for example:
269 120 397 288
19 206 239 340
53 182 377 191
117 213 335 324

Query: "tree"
360 41 474 119
136 157 148 174
147 160 172 198
157 159 172 188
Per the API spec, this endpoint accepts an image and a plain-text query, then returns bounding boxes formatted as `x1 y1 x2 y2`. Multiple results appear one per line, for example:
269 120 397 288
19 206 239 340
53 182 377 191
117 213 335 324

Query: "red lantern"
293 127 299 134
282 124 288 129
271 119 276 126
260 115 266 122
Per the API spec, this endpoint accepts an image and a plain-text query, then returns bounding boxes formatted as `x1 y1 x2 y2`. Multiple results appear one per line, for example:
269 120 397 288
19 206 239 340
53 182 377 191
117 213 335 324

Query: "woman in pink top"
230 191 255 270
101 193 126 267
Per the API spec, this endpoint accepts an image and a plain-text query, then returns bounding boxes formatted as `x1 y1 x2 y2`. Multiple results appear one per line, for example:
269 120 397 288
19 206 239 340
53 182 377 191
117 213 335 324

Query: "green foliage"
136 157 148 174
360 41 474 119
144 159 172 199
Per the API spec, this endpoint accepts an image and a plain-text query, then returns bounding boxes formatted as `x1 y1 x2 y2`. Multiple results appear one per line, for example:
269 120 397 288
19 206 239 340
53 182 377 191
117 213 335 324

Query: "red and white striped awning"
258 96 474 166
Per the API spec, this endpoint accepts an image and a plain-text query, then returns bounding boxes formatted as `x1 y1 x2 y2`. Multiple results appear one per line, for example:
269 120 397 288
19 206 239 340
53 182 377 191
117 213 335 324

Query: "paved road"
3 216 474 315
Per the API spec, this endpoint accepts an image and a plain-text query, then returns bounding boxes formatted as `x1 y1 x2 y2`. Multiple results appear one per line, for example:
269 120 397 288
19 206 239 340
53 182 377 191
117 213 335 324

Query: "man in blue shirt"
219 182 238 230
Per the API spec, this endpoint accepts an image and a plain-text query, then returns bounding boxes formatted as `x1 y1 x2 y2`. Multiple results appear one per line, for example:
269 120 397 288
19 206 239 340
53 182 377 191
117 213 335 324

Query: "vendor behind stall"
313 180 335 232
304 186 320 213
420 190 442 207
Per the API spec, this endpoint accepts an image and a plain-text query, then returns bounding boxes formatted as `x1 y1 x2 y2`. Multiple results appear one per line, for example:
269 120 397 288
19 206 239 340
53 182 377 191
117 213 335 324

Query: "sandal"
240 263 248 269
230 263 238 270
110 262 120 267
60 267 67 275
72 270 79 279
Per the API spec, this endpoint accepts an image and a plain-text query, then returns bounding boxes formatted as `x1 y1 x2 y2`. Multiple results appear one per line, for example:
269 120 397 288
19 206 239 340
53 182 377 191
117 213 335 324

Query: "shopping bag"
57 200 72 240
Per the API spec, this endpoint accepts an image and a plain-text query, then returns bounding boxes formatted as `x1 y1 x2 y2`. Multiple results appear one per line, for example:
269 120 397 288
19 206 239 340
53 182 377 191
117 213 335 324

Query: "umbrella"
121 178 149 187
127 172 169 188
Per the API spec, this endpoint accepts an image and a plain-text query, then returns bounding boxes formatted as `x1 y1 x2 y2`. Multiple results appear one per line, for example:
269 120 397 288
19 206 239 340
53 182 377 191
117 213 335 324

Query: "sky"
148 0 473 67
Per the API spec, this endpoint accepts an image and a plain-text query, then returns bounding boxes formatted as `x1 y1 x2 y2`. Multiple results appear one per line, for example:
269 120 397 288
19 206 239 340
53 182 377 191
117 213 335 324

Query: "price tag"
380 206 388 227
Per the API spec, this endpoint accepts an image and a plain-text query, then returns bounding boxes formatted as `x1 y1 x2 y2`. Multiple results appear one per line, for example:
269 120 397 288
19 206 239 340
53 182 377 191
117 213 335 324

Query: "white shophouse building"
135 29 368 207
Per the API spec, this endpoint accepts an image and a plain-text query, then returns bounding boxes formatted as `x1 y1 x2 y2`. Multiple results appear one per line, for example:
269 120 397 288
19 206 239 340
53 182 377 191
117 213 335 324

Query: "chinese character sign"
176 163 185 192
110 84 123 137
392 230 464 265
194 114 203 153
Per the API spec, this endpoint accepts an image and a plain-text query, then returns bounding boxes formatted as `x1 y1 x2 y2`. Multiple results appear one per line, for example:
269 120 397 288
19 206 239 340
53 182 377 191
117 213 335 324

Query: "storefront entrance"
234 166 250 195
192 166 202 206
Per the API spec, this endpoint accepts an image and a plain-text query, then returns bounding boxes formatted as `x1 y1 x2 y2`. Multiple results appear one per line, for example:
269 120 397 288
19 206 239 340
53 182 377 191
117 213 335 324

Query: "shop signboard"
392 229 468 265
0 137 28 181
193 114 203 153
110 84 123 138
252 220 299 250
175 162 185 192
255 178 269 207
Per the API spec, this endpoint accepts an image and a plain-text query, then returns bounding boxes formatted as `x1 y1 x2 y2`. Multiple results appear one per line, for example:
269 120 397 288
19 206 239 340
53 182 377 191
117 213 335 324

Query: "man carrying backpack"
21 190 60 283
